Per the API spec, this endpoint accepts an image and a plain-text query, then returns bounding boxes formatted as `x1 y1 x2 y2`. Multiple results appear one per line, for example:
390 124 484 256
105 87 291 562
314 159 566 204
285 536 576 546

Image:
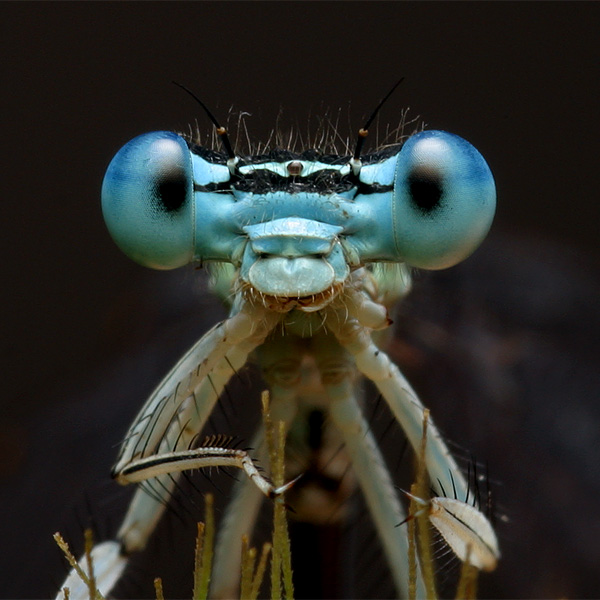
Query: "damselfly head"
101 83 495 303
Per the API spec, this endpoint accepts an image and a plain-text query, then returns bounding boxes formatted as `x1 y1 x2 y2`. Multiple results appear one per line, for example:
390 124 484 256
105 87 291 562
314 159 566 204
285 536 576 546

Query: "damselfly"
57 83 499 598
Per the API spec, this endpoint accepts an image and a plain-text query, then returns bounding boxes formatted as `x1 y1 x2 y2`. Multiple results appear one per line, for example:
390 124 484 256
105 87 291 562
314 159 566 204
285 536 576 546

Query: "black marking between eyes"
188 141 400 194
194 176 393 196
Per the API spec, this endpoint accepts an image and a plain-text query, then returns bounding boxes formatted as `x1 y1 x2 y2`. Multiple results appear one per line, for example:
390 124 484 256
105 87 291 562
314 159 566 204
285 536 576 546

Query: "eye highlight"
392 130 496 270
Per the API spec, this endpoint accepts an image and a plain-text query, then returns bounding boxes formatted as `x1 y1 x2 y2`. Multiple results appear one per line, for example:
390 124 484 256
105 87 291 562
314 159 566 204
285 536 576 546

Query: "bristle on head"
182 107 422 158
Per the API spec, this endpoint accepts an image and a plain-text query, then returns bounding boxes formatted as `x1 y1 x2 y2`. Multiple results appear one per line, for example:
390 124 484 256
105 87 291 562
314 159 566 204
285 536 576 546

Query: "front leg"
326 380 426 598
324 299 499 570
325 303 470 504
56 301 282 600
56 438 293 600
114 299 281 471
116 441 295 499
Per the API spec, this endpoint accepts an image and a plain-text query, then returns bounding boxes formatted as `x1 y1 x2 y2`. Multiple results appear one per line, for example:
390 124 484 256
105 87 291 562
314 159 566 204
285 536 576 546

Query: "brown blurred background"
1 3 599 598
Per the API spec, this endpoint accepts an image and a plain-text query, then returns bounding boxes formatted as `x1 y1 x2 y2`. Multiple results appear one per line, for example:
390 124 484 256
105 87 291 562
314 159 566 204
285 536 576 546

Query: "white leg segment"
325 378 426 599
117 446 293 497
325 305 470 504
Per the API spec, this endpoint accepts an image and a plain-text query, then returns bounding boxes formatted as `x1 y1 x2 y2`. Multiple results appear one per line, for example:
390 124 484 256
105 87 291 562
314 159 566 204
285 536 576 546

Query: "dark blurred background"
1 3 599 598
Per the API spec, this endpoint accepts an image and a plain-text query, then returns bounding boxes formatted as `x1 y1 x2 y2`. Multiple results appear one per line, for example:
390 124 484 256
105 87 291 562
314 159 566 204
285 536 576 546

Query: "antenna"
172 81 238 172
350 77 405 174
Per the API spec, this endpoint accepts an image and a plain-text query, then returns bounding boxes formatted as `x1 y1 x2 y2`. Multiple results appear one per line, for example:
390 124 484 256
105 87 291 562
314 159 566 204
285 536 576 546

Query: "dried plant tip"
154 578 164 600
54 536 125 600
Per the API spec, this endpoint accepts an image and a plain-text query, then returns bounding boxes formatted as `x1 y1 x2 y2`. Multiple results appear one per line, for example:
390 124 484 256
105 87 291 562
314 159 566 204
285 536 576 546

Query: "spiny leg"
56 438 292 600
324 302 471 504
115 300 281 470
325 297 500 574
57 303 282 599
116 336 266 555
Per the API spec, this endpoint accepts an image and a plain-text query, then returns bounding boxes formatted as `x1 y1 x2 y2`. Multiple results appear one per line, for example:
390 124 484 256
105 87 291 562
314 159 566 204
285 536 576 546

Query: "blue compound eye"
101 131 195 269
392 130 496 269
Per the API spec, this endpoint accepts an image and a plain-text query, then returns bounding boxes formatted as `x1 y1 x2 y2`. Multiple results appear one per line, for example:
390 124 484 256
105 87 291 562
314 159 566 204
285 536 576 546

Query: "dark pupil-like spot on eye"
408 167 443 214
155 170 187 212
